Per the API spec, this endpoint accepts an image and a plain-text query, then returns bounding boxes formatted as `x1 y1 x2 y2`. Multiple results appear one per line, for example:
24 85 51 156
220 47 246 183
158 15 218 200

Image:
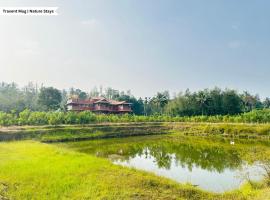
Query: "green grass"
1 122 270 143
0 140 266 200
0 123 270 199
0 123 170 142
170 122 270 139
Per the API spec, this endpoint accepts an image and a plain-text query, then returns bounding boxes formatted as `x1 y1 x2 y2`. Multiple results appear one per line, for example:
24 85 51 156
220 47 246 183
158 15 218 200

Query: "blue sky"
0 0 269 98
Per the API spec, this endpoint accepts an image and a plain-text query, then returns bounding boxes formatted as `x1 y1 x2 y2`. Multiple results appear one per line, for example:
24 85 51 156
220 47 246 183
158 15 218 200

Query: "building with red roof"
66 97 132 114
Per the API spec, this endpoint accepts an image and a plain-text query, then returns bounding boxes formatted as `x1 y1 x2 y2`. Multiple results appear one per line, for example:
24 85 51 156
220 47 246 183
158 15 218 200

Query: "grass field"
0 141 214 200
0 123 270 199
0 140 269 200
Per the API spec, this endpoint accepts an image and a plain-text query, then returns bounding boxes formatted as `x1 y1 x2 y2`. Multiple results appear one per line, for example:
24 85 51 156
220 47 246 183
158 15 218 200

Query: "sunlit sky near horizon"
0 0 270 98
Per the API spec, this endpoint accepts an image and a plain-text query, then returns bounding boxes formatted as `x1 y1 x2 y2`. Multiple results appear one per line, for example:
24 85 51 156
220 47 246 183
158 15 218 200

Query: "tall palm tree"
196 91 209 115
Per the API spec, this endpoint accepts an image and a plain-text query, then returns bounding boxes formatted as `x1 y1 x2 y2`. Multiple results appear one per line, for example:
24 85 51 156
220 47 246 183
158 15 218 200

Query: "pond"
59 135 267 192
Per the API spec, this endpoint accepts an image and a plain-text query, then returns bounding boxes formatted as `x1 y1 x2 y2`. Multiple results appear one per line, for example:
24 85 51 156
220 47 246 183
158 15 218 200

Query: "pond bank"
1 122 270 142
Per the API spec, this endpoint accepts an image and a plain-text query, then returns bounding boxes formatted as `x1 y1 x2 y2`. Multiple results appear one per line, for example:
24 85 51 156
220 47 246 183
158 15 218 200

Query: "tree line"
0 82 270 116
165 88 270 116
0 82 144 114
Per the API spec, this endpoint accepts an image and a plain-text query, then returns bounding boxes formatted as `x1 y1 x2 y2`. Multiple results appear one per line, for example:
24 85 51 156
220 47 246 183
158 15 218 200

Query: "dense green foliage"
38 87 62 110
1 82 270 117
0 82 63 112
0 82 145 114
0 82 39 112
165 88 269 116
1 109 270 126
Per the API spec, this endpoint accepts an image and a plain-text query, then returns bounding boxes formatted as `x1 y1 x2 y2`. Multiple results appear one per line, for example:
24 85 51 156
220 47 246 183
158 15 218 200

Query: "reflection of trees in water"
146 146 172 169
170 144 242 172
133 143 242 172
71 139 243 172
116 142 242 172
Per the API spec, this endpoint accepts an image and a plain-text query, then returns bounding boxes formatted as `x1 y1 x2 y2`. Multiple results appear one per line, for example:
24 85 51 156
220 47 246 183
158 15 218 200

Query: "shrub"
1 109 270 126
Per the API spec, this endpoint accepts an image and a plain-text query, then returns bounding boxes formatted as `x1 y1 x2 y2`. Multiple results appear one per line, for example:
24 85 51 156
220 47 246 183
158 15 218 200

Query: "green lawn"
0 140 266 200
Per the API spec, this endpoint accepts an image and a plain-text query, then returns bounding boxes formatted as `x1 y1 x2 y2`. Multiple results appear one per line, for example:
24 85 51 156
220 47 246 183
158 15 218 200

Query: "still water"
61 135 266 192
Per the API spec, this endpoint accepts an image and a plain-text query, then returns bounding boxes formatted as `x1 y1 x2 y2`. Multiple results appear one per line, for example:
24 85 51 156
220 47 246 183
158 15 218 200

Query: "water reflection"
62 136 264 192
94 141 243 173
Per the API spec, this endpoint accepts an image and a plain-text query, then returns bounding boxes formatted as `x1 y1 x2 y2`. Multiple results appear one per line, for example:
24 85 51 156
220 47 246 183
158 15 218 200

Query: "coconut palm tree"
196 91 210 115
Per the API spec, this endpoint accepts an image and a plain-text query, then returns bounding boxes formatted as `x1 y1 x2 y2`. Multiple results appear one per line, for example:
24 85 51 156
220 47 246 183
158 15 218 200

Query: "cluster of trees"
165 88 270 116
0 82 63 112
0 82 144 114
1 82 270 117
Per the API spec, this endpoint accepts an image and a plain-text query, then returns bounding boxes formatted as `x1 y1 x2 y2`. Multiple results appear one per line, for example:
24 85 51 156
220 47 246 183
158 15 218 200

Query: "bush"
1 109 270 126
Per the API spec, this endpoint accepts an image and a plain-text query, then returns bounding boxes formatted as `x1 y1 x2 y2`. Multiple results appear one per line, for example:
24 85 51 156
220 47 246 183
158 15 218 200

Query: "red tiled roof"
68 99 96 104
67 97 131 105
108 100 131 105
95 99 110 104
67 97 132 113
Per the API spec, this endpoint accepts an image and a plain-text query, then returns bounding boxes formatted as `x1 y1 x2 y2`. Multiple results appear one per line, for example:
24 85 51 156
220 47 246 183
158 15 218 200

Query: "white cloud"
228 40 241 49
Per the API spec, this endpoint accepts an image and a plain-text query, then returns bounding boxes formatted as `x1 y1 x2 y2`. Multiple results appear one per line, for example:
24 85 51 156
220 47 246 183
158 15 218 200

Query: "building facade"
66 97 132 114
